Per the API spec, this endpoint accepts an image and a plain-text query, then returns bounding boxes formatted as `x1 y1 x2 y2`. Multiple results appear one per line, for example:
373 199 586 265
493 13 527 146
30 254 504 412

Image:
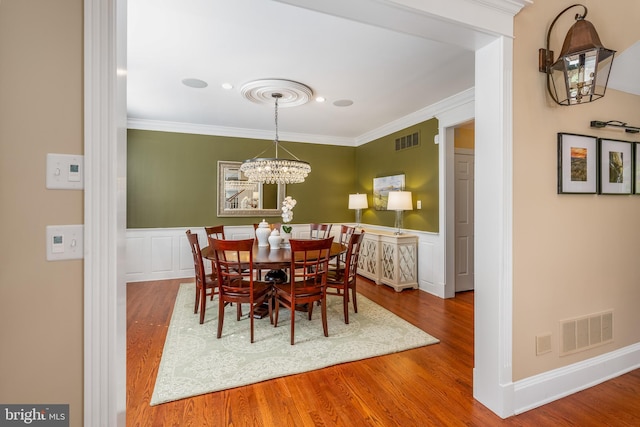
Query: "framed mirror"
217 161 285 217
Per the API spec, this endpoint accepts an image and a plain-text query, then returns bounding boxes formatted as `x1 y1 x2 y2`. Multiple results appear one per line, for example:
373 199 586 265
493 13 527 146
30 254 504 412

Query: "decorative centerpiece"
255 219 271 247
268 229 282 249
280 196 296 247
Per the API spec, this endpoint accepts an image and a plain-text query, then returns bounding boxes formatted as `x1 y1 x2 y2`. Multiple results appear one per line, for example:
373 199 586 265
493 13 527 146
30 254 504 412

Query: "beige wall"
0 0 84 424
512 0 640 380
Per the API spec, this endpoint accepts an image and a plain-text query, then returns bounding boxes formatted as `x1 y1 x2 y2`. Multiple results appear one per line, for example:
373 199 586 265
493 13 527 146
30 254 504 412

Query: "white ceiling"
127 0 476 145
127 0 638 145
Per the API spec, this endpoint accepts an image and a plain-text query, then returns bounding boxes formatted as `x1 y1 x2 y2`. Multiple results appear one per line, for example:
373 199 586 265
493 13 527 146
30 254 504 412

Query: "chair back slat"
186 230 206 287
309 223 332 239
210 238 255 296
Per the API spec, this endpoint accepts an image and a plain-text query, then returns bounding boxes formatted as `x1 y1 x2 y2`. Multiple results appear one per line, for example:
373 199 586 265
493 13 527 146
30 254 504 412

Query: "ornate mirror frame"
217 161 285 217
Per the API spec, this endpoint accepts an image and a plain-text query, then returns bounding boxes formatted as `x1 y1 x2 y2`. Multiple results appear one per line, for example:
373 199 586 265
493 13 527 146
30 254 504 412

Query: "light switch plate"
46 153 84 190
46 225 84 261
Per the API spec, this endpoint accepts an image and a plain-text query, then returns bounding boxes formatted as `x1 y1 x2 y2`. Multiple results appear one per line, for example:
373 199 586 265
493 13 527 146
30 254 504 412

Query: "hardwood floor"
127 277 640 426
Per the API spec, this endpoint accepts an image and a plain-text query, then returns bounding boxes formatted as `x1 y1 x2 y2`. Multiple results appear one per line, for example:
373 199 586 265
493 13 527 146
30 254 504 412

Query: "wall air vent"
395 132 420 151
560 310 613 356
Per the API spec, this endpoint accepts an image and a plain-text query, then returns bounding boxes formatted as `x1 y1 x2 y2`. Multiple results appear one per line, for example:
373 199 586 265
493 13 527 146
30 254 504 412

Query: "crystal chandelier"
240 93 311 184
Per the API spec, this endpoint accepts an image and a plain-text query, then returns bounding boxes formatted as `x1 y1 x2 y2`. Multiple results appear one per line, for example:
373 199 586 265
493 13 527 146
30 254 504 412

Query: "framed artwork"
635 143 640 195
557 133 597 194
598 138 632 195
373 174 405 210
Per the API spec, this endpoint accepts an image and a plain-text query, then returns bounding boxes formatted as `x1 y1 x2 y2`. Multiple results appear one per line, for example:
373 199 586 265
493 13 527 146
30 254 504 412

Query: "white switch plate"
46 225 84 261
46 153 84 190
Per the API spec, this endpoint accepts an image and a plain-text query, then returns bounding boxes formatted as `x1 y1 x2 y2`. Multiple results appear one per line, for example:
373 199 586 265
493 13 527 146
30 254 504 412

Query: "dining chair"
204 225 225 273
329 224 356 273
273 237 334 345
210 238 273 343
326 231 365 324
186 230 218 324
309 223 332 239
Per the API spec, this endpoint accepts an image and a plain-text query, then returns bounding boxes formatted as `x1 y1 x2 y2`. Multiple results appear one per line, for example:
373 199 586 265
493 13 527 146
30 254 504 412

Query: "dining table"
201 240 346 283
202 240 346 318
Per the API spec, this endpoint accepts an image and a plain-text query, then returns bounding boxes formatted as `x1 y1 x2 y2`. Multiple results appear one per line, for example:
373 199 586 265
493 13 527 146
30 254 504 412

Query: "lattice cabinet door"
358 233 381 283
379 234 418 292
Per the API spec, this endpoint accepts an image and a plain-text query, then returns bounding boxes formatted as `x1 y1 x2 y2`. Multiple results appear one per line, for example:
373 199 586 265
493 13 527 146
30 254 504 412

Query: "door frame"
83 0 525 424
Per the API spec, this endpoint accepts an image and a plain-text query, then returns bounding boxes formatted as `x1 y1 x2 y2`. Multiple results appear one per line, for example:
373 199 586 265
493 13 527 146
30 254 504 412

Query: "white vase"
268 234 282 249
255 219 271 247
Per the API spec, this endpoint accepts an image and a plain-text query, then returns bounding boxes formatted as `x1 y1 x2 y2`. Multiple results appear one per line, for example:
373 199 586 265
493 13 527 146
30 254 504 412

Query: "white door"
455 151 474 292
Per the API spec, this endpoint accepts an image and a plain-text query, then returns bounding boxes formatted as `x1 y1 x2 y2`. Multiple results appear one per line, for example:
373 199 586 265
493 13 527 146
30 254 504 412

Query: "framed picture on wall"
635 143 640 195
557 133 598 194
373 174 405 210
598 138 632 195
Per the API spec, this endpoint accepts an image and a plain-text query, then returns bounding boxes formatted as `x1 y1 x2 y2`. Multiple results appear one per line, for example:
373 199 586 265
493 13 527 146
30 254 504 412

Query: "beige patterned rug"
151 282 439 405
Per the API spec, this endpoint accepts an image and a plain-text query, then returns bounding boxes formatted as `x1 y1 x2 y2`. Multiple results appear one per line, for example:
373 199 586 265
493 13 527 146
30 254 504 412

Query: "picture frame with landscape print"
557 133 597 194
373 174 405 210
598 138 632 195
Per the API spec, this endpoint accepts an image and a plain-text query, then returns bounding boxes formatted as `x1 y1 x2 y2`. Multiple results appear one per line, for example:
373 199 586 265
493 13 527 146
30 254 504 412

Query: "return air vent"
395 132 420 151
560 310 613 356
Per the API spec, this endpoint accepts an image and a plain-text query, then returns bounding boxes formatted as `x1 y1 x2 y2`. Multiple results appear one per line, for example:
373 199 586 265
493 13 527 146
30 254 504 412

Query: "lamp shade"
348 193 368 210
387 191 413 211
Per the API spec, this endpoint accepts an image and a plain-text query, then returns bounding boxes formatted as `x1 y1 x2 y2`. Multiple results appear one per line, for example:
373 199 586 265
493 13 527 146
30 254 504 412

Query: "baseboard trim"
513 342 640 415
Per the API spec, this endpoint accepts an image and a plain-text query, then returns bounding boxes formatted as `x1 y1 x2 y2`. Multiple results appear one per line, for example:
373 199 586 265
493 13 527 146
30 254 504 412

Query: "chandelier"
240 93 311 184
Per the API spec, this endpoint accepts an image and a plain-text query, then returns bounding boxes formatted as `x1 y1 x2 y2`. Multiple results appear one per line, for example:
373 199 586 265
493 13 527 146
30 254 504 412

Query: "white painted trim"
125 225 440 293
84 0 126 425
472 35 515 418
513 343 640 414
127 118 356 147
436 92 476 299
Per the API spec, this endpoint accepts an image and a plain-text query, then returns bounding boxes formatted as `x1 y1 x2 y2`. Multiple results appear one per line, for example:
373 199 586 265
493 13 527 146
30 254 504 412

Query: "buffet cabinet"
357 230 418 292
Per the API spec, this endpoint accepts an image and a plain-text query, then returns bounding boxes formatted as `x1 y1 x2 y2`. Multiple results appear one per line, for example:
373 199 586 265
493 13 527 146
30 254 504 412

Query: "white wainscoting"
125 224 442 295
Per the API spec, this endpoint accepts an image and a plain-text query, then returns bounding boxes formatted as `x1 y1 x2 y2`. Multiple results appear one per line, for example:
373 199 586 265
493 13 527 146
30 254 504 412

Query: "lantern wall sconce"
538 4 615 106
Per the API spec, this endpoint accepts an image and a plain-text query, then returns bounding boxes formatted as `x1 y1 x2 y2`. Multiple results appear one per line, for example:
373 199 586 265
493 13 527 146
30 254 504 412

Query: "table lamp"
348 193 368 228
387 191 413 234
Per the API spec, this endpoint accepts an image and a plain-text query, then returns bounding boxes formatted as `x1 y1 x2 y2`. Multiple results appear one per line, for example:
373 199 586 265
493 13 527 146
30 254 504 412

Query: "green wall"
127 118 439 231
355 120 439 232
127 129 357 227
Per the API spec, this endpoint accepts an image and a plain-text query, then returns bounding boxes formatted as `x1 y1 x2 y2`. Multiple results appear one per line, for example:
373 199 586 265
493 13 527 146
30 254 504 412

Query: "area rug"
151 282 439 405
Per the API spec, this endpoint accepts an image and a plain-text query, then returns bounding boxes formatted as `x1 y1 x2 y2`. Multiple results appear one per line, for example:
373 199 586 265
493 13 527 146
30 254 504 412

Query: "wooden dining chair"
210 238 273 343
273 237 334 345
204 225 225 273
329 224 356 273
186 230 218 324
309 223 332 239
326 231 365 324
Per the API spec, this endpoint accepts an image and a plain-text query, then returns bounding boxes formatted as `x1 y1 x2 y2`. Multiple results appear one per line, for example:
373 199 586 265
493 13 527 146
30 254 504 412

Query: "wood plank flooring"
127 277 640 426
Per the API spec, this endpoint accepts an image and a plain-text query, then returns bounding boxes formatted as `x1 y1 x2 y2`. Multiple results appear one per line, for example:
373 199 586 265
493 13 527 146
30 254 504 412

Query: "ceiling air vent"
395 131 420 151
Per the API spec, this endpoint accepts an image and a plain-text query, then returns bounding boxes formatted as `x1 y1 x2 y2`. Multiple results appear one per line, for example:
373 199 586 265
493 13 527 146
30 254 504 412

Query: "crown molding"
355 88 475 146
126 118 357 147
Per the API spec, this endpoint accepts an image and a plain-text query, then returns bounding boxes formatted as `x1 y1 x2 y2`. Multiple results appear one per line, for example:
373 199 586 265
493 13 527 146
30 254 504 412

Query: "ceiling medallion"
240 79 313 108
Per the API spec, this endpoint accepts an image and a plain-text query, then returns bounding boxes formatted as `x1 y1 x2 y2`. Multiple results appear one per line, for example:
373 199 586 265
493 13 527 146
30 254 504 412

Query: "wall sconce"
348 193 368 228
538 4 615 106
387 191 413 235
590 120 640 134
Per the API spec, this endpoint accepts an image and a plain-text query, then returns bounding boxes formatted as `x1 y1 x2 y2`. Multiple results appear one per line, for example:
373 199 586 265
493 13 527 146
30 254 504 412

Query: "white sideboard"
358 229 418 292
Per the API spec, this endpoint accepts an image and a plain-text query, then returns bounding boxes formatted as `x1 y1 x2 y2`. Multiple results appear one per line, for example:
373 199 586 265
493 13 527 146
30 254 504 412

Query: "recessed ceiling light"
221 82 233 90
333 99 353 107
315 96 326 103
181 78 208 89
